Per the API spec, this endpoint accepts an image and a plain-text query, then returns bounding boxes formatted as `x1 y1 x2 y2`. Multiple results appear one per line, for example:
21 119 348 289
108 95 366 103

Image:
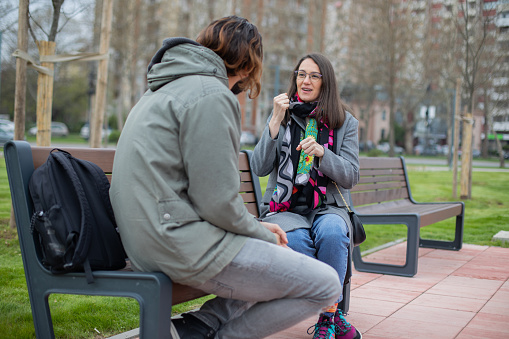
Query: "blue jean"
286 213 350 303
189 238 341 339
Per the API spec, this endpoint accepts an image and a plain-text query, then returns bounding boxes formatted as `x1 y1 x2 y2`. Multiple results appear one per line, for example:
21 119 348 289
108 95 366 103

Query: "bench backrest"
351 156 410 207
30 146 261 218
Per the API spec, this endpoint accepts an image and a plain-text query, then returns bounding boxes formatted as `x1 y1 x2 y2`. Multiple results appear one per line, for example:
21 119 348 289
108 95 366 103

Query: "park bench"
4 140 351 339
351 156 465 277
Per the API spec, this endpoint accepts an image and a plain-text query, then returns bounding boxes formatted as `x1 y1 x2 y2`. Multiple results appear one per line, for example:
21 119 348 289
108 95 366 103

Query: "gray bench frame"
5 140 350 339
351 156 464 277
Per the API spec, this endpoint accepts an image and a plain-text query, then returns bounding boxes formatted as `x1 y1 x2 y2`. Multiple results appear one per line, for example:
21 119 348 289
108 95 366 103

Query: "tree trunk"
10 0 30 229
130 0 141 109
494 132 505 168
49 0 65 42
13 0 28 142
452 79 461 199
388 79 396 157
404 126 413 155
445 90 453 164
362 107 371 148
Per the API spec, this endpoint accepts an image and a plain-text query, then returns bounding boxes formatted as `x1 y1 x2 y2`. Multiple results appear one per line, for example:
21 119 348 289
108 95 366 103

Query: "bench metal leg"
31 293 56 339
338 279 350 314
352 214 420 277
419 213 464 251
29 269 173 339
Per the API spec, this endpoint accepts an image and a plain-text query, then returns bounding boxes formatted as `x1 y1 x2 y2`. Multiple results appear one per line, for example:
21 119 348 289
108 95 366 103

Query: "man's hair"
197 16 263 99
287 53 352 129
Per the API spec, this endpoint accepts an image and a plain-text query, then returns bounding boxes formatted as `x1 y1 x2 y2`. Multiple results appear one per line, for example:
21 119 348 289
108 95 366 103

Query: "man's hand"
260 221 289 248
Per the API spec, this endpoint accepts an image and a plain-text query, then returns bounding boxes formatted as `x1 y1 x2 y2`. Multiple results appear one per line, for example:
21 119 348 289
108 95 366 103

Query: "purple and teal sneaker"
334 310 362 339
307 314 336 339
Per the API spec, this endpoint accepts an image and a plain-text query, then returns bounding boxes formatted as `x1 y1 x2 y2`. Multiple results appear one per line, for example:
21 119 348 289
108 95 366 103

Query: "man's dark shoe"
172 313 216 338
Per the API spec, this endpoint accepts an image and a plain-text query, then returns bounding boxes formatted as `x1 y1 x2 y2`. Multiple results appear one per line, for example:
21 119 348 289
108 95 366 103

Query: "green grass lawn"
24 133 89 144
1 151 508 338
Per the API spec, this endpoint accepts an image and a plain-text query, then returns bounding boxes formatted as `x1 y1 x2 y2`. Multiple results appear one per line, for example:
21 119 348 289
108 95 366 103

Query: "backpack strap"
77 159 117 226
50 149 95 283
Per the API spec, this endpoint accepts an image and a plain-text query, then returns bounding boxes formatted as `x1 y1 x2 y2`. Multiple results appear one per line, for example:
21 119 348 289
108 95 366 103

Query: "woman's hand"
260 221 289 248
297 136 325 158
269 93 289 139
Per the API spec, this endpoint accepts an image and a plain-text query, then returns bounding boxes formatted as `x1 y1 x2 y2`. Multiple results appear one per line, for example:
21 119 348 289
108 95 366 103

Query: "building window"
381 129 386 140
382 110 386 121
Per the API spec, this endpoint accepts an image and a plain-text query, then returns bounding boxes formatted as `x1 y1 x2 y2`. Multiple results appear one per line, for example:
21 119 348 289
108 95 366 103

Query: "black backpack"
29 149 126 283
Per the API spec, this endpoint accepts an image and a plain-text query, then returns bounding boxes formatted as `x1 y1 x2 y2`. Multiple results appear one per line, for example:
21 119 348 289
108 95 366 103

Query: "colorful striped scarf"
269 96 334 214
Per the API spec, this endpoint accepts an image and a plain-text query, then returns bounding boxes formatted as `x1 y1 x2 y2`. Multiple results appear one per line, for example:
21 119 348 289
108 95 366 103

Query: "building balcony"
494 121 509 132
496 17 509 28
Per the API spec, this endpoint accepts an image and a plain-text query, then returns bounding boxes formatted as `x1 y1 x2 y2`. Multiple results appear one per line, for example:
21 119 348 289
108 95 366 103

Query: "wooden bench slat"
245 203 259 217
171 284 208 305
355 200 463 227
357 175 406 185
358 175 406 185
238 152 250 171
32 146 116 172
352 187 409 206
241 192 257 203
239 181 256 193
239 171 252 182
355 199 412 213
351 181 407 192
359 168 405 176
355 199 456 214
359 157 402 169
420 204 463 226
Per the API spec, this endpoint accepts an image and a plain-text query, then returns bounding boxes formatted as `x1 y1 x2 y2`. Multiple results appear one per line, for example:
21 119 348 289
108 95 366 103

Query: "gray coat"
251 112 360 233
110 40 276 287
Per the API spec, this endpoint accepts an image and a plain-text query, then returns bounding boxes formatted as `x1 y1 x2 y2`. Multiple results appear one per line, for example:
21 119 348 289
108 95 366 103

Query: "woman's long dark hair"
286 53 351 129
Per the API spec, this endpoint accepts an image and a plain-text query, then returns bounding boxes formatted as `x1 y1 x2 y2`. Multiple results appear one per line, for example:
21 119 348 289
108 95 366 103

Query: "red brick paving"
266 243 509 339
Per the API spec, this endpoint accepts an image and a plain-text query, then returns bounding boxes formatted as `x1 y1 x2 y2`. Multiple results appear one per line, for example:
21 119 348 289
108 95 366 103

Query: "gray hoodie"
110 39 276 286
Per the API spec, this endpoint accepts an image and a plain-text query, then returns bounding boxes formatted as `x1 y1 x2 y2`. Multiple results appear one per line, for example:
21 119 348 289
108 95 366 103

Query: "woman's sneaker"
307 314 336 339
334 310 362 339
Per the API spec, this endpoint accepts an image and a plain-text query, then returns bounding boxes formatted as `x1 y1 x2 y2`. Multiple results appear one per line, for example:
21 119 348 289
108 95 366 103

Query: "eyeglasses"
295 71 322 82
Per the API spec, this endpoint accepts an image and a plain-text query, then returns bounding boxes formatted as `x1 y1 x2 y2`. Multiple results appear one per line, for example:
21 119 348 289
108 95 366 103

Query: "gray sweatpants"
190 238 342 339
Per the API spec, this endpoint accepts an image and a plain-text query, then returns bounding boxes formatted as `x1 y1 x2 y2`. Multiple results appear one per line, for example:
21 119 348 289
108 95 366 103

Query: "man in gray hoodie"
110 16 341 339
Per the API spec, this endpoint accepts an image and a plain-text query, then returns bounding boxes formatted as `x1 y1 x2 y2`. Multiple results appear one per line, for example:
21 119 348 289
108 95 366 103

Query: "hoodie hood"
147 37 229 92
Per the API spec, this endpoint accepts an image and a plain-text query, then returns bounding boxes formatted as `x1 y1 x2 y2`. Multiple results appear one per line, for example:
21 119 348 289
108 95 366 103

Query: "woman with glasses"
252 53 361 339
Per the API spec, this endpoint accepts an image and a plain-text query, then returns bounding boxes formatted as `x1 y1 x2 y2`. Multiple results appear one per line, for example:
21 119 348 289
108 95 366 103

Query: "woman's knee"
287 228 315 257
313 214 349 242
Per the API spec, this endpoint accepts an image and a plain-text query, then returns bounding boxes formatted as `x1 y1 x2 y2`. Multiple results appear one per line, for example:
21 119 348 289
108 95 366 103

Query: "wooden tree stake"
460 112 473 199
91 0 114 148
35 41 56 146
